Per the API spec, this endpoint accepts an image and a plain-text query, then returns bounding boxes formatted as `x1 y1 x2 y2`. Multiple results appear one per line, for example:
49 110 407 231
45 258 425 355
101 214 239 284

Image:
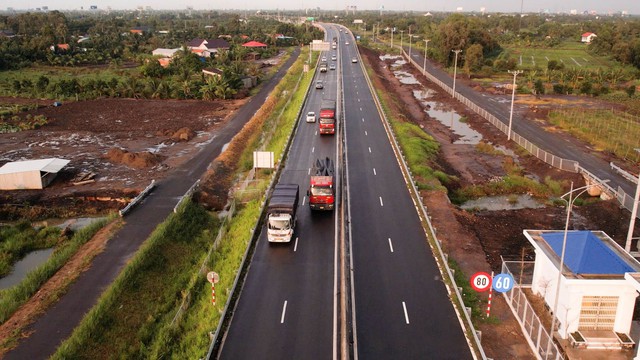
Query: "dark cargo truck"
267 184 299 243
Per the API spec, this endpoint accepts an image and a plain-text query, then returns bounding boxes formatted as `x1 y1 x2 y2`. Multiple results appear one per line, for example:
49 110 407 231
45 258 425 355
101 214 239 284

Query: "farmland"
505 42 619 70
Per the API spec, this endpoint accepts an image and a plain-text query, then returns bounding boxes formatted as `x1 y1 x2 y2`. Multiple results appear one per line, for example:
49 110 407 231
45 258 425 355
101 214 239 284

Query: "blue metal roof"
542 231 635 275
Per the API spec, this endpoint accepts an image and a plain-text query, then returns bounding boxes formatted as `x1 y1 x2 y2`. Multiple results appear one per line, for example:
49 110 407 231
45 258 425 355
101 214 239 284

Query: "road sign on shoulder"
492 273 514 293
207 271 220 284
470 271 492 292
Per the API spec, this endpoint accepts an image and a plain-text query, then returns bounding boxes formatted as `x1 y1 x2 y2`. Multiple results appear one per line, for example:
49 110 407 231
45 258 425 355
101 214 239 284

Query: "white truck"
267 184 299 243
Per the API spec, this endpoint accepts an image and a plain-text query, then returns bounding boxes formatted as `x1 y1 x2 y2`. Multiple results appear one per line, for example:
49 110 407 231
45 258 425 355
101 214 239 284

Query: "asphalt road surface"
402 45 635 197
344 35 474 359
5 48 300 360
217 30 340 359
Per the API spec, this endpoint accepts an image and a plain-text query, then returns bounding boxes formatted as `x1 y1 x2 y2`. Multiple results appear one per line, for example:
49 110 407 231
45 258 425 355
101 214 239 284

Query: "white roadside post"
507 70 523 141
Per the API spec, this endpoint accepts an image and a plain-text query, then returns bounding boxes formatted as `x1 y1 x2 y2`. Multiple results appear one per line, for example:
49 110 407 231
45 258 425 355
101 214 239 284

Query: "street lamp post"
451 49 462 98
423 39 430 75
391 28 395 50
625 149 640 253
546 180 609 356
400 30 404 55
507 70 523 141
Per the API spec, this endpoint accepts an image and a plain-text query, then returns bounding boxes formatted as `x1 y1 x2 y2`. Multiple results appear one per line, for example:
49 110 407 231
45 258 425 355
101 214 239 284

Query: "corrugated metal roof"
0 158 70 175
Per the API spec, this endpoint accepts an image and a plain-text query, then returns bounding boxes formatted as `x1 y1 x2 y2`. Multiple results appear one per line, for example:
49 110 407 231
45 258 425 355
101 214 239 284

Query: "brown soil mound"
105 148 163 169
170 127 196 141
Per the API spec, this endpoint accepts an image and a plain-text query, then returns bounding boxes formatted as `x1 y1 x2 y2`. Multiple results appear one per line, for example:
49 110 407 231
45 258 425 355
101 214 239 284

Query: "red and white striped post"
207 272 220 306
486 271 494 318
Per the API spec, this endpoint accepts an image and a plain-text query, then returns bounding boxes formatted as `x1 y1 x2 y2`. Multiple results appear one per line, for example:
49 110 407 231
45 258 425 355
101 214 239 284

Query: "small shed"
0 158 70 190
581 32 597 43
525 229 640 348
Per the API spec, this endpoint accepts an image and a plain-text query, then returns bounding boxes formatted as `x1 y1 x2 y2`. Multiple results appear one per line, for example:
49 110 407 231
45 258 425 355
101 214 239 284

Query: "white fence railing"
502 261 565 360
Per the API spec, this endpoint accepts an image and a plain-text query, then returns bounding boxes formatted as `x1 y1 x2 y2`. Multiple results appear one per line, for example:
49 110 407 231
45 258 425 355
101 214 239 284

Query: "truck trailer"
308 157 335 211
319 99 336 135
267 184 299 243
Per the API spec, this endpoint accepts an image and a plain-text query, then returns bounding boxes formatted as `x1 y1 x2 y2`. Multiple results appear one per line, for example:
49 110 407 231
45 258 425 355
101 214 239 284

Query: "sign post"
207 271 220 305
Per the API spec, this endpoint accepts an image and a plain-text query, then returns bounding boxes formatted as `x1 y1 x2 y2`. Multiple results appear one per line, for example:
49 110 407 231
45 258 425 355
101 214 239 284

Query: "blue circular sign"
492 273 514 293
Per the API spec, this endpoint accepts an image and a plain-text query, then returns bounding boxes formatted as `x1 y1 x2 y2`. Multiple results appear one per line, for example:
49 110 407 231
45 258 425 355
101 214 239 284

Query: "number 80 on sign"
470 272 492 292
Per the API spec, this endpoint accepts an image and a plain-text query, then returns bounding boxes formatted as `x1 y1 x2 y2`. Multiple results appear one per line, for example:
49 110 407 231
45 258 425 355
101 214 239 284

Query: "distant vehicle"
332 44 337 50
351 57 358 63
319 61 328 72
345 41 349 45
331 55 337 61
316 81 324 89
267 184 299 243
339 29 342 32
329 64 336 70
321 56 327 62
306 111 316 123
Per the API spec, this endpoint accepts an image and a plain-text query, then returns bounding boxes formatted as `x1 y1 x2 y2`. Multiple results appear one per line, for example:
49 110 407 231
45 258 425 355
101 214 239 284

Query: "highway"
217 28 341 359
341 32 474 359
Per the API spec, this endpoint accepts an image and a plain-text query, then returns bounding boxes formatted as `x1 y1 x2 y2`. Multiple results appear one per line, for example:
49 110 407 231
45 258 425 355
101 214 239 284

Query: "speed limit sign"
470 272 492 292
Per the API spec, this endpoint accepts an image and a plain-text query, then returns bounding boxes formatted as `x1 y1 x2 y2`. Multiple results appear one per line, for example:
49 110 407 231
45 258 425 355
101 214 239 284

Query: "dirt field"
0 97 246 219
360 46 637 359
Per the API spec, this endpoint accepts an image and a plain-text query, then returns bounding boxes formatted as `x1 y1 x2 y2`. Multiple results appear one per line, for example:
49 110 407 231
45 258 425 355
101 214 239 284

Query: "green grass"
549 108 640 163
505 41 622 71
0 216 113 327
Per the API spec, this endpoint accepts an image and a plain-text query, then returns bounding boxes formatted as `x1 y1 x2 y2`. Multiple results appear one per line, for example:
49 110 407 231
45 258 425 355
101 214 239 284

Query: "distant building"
186 38 230 57
242 40 268 48
0 158 69 190
152 48 180 57
581 32 597 43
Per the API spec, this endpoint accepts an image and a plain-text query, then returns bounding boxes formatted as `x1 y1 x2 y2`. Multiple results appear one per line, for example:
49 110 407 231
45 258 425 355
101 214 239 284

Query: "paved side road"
6 48 300 360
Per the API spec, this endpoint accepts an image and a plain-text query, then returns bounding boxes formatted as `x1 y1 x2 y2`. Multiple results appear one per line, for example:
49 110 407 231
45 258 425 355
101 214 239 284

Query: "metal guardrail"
119 179 155 216
360 44 487 360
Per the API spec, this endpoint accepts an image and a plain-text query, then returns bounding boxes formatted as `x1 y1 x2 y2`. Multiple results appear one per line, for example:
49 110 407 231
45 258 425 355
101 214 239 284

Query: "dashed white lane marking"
368 147 372 153
373 168 376 175
388 238 394 253
402 302 410 324
294 237 299 252
281 301 288 323
379 197 384 207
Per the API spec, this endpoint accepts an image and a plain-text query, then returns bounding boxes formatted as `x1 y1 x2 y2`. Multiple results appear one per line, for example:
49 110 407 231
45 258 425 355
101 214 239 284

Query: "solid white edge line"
281 301 288 323
379 197 384 207
402 301 410 324
294 237 299 252
388 238 394 253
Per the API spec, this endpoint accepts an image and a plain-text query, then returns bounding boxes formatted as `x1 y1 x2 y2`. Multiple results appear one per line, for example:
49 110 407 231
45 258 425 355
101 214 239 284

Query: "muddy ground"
360 46 638 359
0 97 246 219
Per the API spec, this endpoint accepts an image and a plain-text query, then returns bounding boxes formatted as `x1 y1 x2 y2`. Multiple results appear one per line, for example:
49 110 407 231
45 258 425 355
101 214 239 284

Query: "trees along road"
5 48 300 360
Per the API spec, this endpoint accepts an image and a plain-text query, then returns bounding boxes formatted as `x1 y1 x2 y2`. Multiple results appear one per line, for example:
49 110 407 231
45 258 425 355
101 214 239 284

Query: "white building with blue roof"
524 229 640 350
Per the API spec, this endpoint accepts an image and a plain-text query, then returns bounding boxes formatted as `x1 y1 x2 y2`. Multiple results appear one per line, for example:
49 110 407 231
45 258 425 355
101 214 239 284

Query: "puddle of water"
424 101 482 144
147 142 170 153
379 54 403 61
0 248 54 290
461 195 545 211
394 70 420 85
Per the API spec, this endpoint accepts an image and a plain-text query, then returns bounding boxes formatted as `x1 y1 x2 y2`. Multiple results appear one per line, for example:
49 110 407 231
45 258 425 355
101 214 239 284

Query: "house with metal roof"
0 158 70 190
186 38 230 57
524 229 640 350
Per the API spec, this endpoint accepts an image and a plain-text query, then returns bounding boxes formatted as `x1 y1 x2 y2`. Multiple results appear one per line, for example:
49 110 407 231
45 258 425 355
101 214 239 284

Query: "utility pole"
451 50 462 98
507 70 523 141
423 39 430 75
400 30 404 55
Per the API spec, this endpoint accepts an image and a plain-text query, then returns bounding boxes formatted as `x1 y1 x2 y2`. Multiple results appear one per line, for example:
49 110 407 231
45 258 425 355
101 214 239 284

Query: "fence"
402 50 580 173
502 261 564 360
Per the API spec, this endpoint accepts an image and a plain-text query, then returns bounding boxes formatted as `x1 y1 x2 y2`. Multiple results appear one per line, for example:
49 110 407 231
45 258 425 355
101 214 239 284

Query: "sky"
3 0 638 15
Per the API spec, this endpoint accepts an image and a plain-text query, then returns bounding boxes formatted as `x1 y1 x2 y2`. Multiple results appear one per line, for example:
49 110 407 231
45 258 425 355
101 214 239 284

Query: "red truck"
308 157 335 211
319 99 336 135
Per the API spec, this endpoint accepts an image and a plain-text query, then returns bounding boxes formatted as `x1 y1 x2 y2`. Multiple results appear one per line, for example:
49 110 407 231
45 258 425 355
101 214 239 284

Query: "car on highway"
321 56 327 62
329 64 336 70
345 41 349 45
306 111 316 123
315 81 324 89
331 55 337 61
351 57 358 63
